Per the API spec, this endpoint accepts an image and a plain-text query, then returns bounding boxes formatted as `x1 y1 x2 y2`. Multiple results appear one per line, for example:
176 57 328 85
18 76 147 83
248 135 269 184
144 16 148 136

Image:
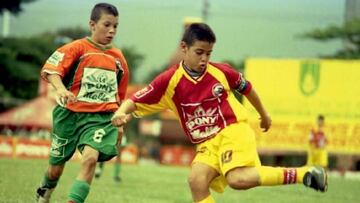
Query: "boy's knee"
48 166 64 179
226 171 254 190
188 173 209 191
81 155 98 169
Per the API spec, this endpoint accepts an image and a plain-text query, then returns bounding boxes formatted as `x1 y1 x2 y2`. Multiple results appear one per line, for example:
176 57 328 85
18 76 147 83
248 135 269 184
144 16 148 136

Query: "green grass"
0 158 359 203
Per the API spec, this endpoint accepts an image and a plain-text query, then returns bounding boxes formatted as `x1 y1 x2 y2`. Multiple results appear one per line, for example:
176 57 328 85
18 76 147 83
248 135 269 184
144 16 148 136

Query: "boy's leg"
94 162 104 178
191 133 225 202
319 149 328 168
220 122 327 192
306 148 314 166
36 164 65 203
36 106 78 203
226 165 327 192
189 163 219 203
68 112 118 202
113 145 122 182
68 146 98 203
225 165 308 188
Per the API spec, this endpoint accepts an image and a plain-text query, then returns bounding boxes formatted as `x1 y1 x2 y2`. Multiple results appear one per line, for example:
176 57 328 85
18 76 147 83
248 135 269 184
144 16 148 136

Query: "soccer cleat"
36 186 54 203
303 166 328 192
94 167 102 178
114 176 122 182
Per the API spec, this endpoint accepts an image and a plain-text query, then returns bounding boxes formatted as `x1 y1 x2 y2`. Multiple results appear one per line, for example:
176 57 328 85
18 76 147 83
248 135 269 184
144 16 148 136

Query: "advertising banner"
244 59 360 154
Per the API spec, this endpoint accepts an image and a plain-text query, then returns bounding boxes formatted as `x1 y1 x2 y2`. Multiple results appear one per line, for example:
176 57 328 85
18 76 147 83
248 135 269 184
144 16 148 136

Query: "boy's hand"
56 88 77 106
117 127 124 145
112 112 132 127
260 114 272 132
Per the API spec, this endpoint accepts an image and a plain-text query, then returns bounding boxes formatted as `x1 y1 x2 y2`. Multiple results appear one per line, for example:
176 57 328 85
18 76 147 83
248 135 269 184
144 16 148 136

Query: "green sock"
42 172 59 188
68 180 90 203
114 162 121 178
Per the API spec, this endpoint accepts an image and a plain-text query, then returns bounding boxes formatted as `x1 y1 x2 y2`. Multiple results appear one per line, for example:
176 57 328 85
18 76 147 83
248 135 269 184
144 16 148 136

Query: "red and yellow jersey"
309 127 327 149
41 37 129 113
131 62 251 143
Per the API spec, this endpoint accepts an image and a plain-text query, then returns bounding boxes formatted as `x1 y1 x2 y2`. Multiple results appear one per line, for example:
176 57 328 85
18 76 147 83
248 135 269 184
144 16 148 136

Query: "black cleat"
114 176 122 182
303 166 328 192
94 166 102 179
36 186 54 203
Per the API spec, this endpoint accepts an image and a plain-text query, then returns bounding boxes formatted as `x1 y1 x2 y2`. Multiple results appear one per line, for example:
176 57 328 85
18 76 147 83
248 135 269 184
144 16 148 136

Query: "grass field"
0 158 359 203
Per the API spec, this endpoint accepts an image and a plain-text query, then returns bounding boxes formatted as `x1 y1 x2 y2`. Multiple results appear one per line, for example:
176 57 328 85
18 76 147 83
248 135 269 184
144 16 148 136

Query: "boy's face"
90 13 118 45
181 40 213 73
317 119 324 128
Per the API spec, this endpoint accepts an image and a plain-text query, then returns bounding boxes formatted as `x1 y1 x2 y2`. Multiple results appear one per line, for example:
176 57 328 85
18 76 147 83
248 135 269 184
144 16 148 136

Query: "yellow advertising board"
244 59 360 154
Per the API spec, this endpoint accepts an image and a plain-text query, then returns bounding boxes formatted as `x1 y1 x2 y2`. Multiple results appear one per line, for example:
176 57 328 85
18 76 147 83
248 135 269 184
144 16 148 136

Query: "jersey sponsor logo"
47 51 64 66
77 67 117 103
184 106 221 140
212 83 224 98
134 85 154 99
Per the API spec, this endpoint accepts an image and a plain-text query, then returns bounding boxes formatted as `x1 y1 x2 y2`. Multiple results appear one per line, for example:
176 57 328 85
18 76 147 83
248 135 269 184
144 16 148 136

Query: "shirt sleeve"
117 52 129 101
130 69 174 117
40 41 82 81
219 63 252 95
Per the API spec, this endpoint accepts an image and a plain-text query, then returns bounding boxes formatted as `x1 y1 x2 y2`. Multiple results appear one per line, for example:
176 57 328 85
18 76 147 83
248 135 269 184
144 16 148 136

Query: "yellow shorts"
192 122 261 193
307 147 328 168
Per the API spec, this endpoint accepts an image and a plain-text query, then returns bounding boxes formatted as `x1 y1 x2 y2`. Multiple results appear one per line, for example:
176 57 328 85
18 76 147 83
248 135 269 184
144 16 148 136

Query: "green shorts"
49 105 118 165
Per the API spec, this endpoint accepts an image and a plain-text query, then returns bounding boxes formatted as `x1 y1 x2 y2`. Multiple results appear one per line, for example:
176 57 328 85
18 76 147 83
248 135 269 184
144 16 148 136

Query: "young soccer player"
111 23 327 203
35 3 129 203
307 115 328 168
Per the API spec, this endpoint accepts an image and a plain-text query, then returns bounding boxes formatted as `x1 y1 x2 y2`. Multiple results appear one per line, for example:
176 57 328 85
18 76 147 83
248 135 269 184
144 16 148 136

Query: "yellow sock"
257 166 310 186
195 195 215 203
296 166 310 183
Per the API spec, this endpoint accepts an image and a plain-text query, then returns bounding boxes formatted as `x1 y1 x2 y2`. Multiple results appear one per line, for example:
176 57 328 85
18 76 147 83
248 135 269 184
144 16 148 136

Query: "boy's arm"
46 74 76 105
111 99 135 127
244 88 272 132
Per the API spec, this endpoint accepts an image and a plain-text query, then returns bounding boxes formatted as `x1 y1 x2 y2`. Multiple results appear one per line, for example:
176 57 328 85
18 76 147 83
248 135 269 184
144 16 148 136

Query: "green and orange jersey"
41 37 129 113
130 62 251 143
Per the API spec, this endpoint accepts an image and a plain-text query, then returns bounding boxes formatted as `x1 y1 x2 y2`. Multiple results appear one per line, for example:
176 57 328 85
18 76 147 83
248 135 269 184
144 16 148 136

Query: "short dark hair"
90 3 118 22
181 23 216 46
318 114 325 121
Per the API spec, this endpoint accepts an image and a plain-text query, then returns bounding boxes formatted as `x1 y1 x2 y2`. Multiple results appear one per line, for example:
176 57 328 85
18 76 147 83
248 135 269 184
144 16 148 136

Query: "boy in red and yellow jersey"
112 23 327 203
35 3 129 203
307 115 328 168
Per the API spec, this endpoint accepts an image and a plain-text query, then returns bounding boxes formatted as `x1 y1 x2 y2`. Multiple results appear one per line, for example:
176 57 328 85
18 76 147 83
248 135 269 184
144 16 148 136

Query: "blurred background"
0 0 360 198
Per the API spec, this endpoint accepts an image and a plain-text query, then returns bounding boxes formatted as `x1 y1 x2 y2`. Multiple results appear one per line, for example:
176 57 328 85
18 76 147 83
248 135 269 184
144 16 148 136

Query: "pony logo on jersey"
77 68 117 103
184 106 221 140
212 83 224 97
134 85 154 99
47 51 64 66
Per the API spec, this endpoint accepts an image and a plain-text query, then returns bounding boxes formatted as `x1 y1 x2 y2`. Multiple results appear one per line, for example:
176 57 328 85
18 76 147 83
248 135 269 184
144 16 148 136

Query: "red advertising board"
160 145 195 166
0 135 139 164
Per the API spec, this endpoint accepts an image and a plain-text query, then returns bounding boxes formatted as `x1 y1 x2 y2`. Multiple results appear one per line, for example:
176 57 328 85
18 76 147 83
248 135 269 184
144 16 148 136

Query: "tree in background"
0 0 37 15
121 46 144 83
301 19 360 59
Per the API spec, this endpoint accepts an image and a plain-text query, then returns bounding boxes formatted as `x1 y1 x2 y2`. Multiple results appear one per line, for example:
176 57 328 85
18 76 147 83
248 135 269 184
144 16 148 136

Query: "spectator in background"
307 114 328 168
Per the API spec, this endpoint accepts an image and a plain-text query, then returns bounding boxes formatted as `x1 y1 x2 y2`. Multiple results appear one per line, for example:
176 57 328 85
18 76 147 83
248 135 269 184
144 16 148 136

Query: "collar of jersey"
180 61 207 84
86 37 113 51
